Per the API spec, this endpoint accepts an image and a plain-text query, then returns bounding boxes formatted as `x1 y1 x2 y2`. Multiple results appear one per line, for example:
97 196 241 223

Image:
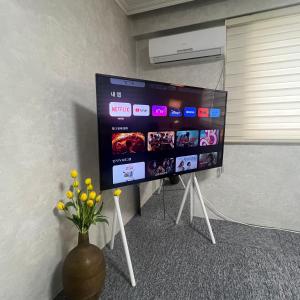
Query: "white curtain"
225 5 300 142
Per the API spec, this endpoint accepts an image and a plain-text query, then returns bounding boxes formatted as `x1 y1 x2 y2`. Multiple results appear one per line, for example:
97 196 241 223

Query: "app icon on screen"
113 162 145 184
152 105 167 116
112 132 145 155
169 108 182 117
199 152 218 169
200 129 219 146
176 130 199 148
133 104 150 116
183 107 196 117
109 102 131 117
175 155 198 172
210 108 221 118
198 107 209 117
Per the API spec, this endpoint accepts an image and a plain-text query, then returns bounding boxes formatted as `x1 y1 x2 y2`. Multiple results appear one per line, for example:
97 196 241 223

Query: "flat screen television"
96 74 227 190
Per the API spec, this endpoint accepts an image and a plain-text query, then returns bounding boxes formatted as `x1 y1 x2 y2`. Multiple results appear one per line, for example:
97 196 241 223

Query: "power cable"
202 196 300 234
214 59 225 90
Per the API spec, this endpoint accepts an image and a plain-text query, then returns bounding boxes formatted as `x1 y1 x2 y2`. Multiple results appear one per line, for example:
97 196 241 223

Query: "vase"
62 232 106 300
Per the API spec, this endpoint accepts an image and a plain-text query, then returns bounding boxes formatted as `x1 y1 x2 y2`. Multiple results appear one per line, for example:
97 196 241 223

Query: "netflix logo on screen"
109 102 132 117
133 104 150 116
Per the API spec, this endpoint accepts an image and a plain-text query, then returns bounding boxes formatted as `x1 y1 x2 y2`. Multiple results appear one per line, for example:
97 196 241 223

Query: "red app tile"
198 107 209 117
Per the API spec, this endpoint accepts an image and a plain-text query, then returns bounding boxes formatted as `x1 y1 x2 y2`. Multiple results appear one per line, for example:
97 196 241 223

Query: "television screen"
96 74 227 190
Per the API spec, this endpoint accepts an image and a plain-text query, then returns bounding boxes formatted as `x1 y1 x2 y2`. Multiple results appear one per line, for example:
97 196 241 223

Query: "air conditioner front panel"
149 26 226 63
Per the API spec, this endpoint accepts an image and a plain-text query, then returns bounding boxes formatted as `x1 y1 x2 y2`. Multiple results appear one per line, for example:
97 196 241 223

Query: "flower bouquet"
56 169 108 299
56 169 108 234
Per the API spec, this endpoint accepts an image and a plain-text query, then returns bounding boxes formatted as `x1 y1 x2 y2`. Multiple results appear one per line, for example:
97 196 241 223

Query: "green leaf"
95 216 109 225
65 202 75 209
72 214 81 227
66 216 80 230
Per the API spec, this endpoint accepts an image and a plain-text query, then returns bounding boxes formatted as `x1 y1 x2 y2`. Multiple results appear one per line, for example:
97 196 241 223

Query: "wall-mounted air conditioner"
149 26 226 64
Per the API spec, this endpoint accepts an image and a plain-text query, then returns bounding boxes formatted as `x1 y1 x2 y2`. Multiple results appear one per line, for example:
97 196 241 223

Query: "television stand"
157 175 186 195
110 195 136 287
176 172 216 244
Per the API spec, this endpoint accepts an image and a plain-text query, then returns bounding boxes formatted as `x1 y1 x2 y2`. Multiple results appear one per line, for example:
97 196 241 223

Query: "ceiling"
115 0 194 15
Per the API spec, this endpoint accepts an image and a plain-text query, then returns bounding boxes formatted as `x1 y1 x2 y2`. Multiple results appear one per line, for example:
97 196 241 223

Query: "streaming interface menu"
96 74 227 190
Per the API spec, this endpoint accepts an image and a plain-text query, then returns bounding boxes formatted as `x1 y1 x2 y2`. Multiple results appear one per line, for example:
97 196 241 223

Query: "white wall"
0 1 137 299
131 0 300 37
194 144 300 230
136 39 300 231
140 180 160 208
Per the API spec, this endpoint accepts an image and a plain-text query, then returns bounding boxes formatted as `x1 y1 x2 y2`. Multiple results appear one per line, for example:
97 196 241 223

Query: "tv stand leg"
190 178 194 223
110 207 117 250
157 179 164 194
193 174 216 244
179 175 186 189
176 176 192 224
175 173 216 245
112 195 136 287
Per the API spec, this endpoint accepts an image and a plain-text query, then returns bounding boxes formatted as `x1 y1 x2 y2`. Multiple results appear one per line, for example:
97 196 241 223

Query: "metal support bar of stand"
159 175 187 220
176 173 216 245
110 196 136 287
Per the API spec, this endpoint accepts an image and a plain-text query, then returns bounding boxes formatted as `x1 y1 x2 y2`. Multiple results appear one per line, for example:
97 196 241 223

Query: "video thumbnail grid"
112 152 219 184
112 129 220 155
111 129 221 184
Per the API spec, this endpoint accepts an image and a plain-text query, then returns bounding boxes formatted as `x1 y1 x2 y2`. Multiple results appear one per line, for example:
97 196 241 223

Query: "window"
225 6 300 142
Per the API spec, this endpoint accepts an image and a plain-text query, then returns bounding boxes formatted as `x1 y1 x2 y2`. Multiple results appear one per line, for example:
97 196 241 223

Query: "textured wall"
131 0 300 37
194 144 300 231
136 39 300 231
0 1 137 299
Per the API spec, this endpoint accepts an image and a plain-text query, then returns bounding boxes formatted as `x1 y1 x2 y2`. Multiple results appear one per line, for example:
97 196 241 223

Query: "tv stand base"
176 172 216 245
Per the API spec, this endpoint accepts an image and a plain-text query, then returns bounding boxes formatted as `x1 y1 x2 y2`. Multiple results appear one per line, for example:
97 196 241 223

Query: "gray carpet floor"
57 183 300 300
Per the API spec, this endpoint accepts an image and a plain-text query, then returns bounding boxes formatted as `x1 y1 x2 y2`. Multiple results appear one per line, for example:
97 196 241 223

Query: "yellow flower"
77 189 81 194
87 200 94 207
73 180 79 188
89 191 96 200
85 178 92 185
95 194 102 203
114 188 122 197
70 169 78 178
56 201 65 210
87 184 93 191
66 191 73 199
80 193 88 202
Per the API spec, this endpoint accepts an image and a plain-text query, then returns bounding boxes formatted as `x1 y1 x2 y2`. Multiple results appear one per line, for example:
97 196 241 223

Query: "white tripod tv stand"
110 192 136 287
176 172 216 244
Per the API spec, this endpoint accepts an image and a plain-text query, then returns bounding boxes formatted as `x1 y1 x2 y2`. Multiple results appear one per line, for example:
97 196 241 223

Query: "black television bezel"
96 73 228 190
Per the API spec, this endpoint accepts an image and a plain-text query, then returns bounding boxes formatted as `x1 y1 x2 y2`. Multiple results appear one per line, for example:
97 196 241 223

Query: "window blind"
225 6 300 142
